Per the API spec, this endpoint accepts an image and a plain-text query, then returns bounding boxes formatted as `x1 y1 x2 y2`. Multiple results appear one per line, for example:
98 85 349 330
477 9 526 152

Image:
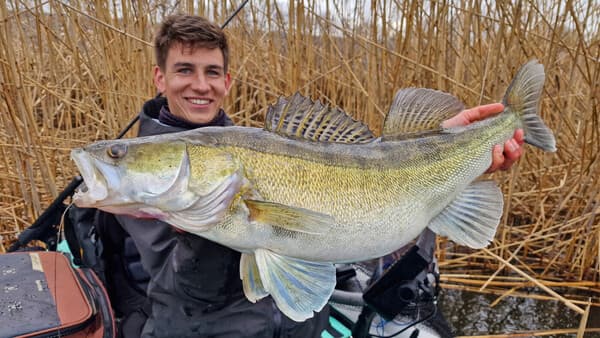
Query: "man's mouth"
188 98 210 105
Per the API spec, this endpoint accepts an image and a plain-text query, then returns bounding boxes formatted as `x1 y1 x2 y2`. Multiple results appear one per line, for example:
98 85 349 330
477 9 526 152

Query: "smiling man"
67 13 525 338
153 43 231 125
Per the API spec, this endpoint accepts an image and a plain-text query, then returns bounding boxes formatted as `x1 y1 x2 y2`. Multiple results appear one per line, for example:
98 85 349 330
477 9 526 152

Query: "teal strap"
321 316 352 338
57 239 80 268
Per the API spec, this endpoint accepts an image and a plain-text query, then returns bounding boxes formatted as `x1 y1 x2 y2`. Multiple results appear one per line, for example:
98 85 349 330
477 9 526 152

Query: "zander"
71 61 556 322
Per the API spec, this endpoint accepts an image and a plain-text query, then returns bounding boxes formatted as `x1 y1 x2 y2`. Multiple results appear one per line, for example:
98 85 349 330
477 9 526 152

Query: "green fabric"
57 239 79 267
321 316 352 338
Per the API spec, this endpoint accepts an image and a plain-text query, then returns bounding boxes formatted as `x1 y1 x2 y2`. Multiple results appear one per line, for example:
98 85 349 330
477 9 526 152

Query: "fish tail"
502 60 556 152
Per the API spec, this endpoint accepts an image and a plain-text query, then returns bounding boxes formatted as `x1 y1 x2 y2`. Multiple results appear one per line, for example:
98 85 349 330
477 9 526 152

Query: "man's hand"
442 103 524 173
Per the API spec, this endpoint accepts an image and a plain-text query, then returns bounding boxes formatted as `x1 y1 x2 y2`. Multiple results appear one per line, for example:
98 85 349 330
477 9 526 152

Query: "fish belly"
203 192 442 263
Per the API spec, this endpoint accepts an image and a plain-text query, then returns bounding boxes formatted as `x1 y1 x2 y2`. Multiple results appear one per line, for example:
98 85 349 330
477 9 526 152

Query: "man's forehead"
166 43 224 67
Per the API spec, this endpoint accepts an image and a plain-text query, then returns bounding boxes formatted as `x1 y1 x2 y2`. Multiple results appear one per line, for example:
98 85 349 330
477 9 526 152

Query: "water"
438 289 600 337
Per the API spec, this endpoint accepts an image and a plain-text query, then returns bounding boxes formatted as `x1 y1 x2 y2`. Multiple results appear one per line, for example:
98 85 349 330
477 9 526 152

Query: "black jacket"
76 96 330 338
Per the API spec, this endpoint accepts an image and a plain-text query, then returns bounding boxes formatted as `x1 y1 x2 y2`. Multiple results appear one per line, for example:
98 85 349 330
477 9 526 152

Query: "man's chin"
186 110 219 124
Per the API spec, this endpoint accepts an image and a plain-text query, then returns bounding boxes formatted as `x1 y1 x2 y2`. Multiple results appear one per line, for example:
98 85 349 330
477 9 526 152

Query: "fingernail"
507 139 518 152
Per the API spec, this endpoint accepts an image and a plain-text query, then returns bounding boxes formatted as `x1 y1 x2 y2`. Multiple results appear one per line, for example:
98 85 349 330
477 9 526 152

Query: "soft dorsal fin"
382 88 465 141
265 92 375 144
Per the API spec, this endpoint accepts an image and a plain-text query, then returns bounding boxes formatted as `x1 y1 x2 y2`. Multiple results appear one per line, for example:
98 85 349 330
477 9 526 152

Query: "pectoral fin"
245 199 333 235
247 248 336 322
428 180 503 248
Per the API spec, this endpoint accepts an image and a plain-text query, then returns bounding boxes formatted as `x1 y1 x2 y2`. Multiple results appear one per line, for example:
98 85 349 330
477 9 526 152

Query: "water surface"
438 289 599 337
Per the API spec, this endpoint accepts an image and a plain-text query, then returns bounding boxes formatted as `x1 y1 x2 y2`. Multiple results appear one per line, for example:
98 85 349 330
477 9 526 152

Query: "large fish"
71 61 556 321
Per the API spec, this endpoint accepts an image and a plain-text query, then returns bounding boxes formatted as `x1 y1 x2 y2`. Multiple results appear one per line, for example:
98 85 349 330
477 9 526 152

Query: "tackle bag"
0 251 116 338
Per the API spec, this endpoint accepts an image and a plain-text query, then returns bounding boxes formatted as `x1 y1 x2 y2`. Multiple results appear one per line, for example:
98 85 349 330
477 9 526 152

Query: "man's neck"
158 106 226 129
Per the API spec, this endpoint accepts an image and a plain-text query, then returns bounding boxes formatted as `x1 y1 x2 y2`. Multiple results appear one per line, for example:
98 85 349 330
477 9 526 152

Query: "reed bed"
1 0 598 334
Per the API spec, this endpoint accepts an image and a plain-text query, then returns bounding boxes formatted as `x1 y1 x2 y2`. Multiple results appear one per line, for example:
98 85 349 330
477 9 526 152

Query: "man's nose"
191 74 210 92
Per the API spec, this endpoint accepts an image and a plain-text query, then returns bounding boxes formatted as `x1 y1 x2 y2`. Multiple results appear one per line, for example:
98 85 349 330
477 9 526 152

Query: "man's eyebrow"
173 62 195 68
206 64 224 70
171 62 223 70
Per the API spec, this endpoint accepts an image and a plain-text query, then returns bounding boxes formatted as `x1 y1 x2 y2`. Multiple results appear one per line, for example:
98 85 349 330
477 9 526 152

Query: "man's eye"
177 68 192 74
207 69 221 77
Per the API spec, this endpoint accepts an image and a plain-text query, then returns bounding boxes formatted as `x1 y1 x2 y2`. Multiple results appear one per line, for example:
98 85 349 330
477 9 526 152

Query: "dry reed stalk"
577 300 591 338
483 247 584 314
443 274 600 291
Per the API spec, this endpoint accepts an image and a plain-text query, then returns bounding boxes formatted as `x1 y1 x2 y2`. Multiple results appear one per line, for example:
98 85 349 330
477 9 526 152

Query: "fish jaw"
71 148 112 206
70 142 196 218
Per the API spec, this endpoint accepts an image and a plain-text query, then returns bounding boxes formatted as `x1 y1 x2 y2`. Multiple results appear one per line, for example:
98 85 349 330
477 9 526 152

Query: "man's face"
154 44 231 124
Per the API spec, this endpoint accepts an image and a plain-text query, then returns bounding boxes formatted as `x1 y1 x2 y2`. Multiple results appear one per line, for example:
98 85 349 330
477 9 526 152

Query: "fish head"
71 139 191 218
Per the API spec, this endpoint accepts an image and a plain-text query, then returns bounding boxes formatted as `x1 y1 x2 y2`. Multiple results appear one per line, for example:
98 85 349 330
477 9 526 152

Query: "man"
72 14 524 338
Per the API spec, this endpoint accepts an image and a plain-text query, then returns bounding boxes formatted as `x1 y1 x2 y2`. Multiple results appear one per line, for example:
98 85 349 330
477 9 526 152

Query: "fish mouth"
71 148 109 206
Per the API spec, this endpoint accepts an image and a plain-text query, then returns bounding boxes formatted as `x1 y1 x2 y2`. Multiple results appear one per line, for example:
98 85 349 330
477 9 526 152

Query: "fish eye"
107 144 128 159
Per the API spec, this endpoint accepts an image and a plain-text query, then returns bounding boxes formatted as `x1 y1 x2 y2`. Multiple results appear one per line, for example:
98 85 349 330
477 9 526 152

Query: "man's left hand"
442 103 524 173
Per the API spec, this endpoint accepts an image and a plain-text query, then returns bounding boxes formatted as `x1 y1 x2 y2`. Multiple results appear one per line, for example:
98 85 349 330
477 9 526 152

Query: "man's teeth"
189 98 209 105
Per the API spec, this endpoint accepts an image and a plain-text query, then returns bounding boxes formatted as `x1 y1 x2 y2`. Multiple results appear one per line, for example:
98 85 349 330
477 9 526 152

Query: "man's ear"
224 72 232 95
153 65 166 93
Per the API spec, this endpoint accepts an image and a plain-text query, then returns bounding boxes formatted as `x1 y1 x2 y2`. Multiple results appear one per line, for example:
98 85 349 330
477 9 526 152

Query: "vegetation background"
0 0 598 334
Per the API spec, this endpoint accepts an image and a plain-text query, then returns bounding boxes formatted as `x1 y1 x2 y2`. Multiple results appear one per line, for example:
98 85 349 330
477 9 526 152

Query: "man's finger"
442 103 504 128
475 103 505 119
514 129 525 145
486 144 504 173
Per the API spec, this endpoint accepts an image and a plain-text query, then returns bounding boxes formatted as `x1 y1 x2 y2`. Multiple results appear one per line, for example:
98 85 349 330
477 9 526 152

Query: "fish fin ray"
164 171 244 233
428 181 503 249
240 253 269 302
265 92 375 144
382 88 464 140
503 60 556 152
254 248 336 322
245 199 333 235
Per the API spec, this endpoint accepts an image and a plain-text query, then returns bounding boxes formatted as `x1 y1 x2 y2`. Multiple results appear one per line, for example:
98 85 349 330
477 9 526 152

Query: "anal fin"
428 180 503 249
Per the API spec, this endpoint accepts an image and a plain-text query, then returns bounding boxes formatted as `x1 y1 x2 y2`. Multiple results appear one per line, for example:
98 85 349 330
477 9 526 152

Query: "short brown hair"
154 14 229 72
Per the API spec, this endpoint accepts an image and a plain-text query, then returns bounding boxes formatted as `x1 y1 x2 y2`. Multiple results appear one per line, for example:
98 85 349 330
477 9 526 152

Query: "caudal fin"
503 60 556 152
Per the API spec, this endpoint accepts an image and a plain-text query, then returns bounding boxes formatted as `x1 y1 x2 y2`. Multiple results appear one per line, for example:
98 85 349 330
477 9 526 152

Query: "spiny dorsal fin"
382 88 465 141
265 92 375 144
